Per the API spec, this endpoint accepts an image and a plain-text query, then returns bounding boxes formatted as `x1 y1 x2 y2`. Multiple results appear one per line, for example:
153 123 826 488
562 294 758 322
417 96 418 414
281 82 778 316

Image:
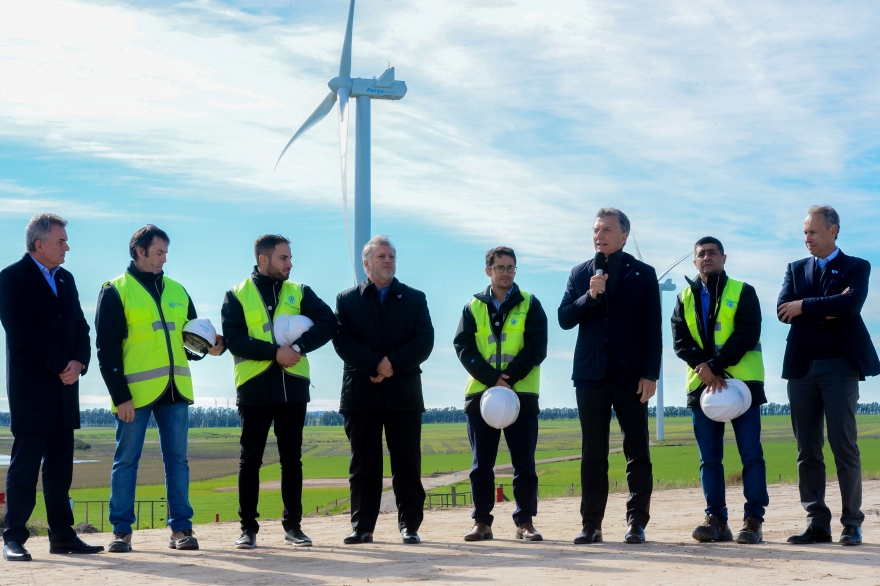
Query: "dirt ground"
9 481 880 585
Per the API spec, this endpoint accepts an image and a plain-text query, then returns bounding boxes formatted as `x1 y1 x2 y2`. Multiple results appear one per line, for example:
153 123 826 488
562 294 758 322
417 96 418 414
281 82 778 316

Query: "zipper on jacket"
153 278 176 401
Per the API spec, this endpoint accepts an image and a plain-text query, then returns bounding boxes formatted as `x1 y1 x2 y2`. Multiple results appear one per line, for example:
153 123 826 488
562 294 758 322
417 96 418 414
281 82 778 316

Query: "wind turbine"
630 236 692 441
275 0 407 283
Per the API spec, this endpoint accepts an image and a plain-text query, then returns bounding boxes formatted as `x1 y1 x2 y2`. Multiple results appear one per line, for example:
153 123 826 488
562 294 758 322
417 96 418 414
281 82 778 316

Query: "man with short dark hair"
454 246 547 542
96 225 225 553
778 205 879 546
221 234 337 549
1 214 104 560
671 236 768 544
558 208 661 545
333 235 434 544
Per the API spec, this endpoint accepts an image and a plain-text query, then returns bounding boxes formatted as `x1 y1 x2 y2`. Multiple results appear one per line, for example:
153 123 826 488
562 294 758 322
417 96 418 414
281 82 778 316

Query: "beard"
267 265 289 281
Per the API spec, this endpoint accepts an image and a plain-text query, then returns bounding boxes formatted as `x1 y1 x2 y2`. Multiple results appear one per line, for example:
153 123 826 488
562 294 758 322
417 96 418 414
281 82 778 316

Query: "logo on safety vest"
511 319 518 325
169 302 184 308
288 296 295 304
726 300 735 308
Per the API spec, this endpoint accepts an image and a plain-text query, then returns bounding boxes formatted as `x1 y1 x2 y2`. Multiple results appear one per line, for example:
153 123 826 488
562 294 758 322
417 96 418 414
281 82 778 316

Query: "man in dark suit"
558 208 661 545
333 235 434 545
777 205 879 547
0 214 104 561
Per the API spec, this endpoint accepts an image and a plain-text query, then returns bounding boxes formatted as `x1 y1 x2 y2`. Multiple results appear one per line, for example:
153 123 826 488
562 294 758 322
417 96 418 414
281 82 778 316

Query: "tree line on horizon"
1 402 880 428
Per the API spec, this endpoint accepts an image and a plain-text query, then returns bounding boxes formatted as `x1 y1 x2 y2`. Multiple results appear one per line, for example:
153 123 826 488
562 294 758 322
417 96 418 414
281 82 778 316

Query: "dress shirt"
816 247 840 269
491 287 513 311
701 281 711 341
377 284 390 303
29 254 59 296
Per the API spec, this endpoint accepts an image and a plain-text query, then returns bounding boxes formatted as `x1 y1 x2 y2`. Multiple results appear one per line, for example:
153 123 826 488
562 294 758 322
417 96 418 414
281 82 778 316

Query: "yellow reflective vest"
680 277 764 392
231 278 310 388
464 291 540 396
108 273 193 412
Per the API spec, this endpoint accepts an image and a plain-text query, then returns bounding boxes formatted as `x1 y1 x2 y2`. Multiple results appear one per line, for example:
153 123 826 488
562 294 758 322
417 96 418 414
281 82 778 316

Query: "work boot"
736 515 763 544
107 533 132 553
169 529 199 550
464 523 493 541
692 514 733 542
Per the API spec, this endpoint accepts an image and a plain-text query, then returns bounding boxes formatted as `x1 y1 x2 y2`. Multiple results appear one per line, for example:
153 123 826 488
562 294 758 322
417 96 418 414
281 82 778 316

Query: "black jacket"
0 254 91 433
333 278 434 413
453 283 547 416
671 272 766 408
95 263 203 408
777 250 880 380
558 251 662 388
221 269 337 405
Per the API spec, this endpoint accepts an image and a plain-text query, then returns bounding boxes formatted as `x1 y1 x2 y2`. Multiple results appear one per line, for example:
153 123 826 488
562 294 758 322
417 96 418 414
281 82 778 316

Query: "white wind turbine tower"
630 236 691 441
275 0 407 282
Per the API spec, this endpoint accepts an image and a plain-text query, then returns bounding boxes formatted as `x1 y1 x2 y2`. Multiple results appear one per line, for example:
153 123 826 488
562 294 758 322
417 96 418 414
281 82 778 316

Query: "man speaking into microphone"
558 208 662 545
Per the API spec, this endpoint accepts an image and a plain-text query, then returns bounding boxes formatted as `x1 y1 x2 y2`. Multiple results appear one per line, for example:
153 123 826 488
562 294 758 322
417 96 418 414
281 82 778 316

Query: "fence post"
451 487 457 507
136 502 141 531
496 484 503 503
85 501 89 526
101 502 104 533
152 502 155 529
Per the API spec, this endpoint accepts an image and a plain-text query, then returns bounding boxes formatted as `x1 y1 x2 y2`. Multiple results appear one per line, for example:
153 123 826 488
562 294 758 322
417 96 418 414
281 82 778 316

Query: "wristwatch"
292 344 302 354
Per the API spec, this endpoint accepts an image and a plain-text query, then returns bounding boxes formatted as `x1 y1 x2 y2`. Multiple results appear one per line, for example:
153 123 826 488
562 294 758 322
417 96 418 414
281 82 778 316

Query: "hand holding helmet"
700 378 753 422
480 386 521 429
183 318 220 355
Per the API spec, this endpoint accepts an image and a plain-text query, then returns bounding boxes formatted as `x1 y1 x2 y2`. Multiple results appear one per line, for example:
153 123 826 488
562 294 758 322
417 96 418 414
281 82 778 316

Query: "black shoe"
400 528 421 544
839 525 862 546
787 525 832 544
625 524 646 544
692 514 733 542
284 528 313 546
736 515 763 544
343 530 374 544
235 530 257 549
3 541 32 562
573 522 603 544
48 535 104 554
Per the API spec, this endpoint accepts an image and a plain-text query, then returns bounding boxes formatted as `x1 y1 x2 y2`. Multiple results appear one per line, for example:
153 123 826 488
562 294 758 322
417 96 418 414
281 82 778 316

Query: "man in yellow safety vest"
671 236 768 545
453 246 548 542
96 225 225 553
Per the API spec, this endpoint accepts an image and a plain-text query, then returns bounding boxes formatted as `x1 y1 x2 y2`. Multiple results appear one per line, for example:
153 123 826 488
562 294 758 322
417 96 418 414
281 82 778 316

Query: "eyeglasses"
489 266 517 274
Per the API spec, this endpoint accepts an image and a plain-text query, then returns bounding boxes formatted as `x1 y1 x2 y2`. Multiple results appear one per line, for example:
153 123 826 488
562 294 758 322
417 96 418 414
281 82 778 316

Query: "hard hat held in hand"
182 319 217 354
274 314 314 346
700 378 752 422
480 386 521 429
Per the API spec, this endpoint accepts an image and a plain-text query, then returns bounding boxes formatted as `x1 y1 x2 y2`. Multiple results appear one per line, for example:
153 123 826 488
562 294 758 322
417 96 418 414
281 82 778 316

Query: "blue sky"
1 0 879 412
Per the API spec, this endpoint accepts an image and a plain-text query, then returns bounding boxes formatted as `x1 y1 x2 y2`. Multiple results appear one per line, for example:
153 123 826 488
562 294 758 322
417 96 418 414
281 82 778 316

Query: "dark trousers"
692 405 768 524
3 430 77 544
787 357 864 528
238 402 307 532
467 411 539 527
576 379 653 528
343 411 425 532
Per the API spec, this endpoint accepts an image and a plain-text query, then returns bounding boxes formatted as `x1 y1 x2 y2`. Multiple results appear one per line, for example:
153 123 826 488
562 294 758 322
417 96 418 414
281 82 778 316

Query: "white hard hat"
700 378 753 422
480 386 521 429
182 318 217 353
274 314 314 347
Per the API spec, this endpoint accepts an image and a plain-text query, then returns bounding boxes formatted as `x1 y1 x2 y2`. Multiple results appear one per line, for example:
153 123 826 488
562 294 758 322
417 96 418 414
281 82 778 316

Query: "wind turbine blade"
630 233 644 262
336 86 356 284
339 0 355 78
275 91 337 169
657 252 693 282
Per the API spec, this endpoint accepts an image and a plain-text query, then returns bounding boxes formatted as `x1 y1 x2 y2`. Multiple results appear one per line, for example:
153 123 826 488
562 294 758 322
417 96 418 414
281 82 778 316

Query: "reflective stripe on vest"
680 277 764 392
464 291 540 396
109 273 193 412
231 278 310 388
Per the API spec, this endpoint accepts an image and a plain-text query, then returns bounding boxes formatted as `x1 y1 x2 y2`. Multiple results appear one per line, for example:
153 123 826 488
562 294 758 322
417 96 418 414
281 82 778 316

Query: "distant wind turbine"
275 0 407 282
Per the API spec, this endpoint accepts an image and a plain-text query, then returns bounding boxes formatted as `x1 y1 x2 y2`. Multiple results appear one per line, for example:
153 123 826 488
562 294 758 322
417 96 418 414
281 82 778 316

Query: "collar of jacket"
358 276 400 296
604 248 625 268
685 271 727 295
250 266 285 288
126 261 164 288
473 282 523 312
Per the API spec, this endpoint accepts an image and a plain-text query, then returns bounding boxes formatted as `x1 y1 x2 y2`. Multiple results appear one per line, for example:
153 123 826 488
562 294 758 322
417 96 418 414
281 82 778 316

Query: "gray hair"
362 234 396 260
595 207 631 234
25 213 68 252
808 205 840 238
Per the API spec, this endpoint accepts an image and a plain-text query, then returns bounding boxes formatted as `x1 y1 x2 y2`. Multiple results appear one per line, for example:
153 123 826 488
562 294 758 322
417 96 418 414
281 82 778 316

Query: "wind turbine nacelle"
349 67 407 100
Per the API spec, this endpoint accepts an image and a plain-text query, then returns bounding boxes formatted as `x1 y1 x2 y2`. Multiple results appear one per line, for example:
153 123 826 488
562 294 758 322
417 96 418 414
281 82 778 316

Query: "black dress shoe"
625 524 646 544
573 523 603 544
400 528 421 544
787 525 832 544
839 525 862 546
343 530 374 544
3 541 32 561
49 535 104 554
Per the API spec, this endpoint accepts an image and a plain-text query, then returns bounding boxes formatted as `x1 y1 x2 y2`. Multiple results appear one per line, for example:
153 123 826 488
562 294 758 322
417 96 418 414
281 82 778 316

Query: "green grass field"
4 415 880 528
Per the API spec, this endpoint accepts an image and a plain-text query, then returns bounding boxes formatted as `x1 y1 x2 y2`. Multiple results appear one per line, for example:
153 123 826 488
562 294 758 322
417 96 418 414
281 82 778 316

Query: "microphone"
594 252 607 298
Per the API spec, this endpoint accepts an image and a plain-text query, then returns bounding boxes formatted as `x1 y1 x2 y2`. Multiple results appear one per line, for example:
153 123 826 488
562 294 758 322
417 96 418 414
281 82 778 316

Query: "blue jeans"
692 404 768 525
109 400 193 533
467 411 539 527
